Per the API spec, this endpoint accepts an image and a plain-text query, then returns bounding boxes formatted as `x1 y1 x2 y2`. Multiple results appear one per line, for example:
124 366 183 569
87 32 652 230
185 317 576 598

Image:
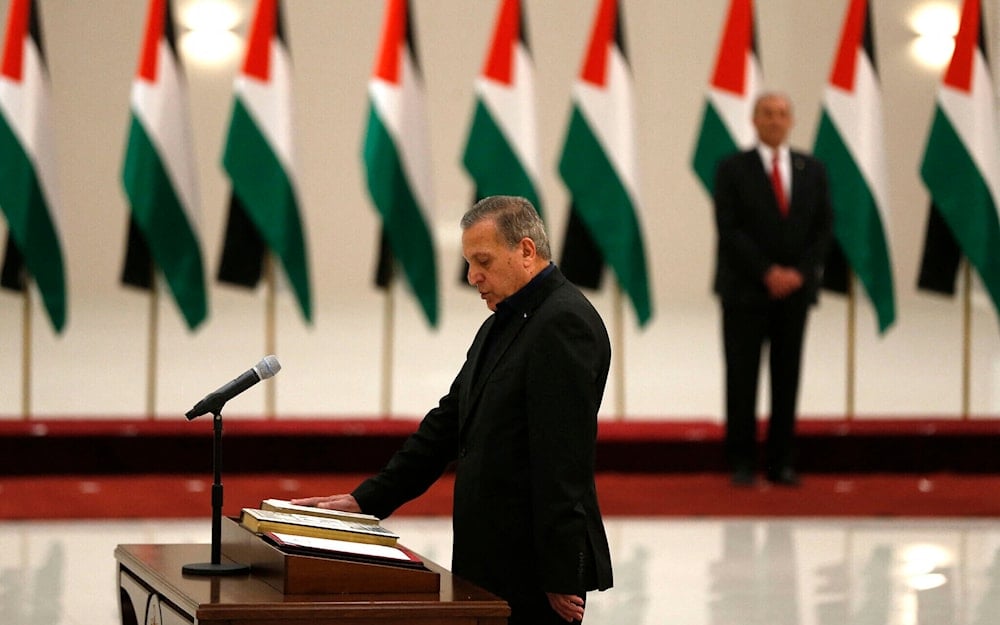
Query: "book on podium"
260 498 381 525
263 531 426 570
221 516 441 595
239 507 399 546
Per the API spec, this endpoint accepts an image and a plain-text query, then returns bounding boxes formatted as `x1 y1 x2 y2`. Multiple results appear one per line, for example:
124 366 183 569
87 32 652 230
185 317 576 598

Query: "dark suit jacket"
713 148 832 307
352 266 613 604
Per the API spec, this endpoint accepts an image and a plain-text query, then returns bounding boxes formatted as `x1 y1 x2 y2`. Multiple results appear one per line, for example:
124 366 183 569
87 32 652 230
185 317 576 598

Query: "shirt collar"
495 262 555 319
757 143 789 164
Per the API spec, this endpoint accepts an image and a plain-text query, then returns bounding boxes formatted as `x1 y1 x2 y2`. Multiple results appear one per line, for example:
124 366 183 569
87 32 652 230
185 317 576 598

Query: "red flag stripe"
710 0 754 95
580 0 617 87
944 0 979 93
829 0 867 91
243 0 276 81
1 0 29 82
482 0 519 84
373 0 407 83
136 0 166 82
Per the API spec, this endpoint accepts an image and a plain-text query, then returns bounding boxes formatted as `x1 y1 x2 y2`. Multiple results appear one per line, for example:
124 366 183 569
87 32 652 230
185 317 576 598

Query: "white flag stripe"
476 45 540 180
823 52 889 223
369 51 434 215
573 46 640 202
130 42 199 223
235 41 296 175
707 57 762 149
0 39 59 223
938 53 1000 215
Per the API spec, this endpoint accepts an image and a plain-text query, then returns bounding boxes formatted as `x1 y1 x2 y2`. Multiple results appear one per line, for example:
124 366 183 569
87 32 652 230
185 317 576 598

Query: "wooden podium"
116 518 509 625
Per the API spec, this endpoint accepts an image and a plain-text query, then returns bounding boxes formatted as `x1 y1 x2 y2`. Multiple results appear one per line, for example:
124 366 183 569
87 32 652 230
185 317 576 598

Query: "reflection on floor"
2 516 998 625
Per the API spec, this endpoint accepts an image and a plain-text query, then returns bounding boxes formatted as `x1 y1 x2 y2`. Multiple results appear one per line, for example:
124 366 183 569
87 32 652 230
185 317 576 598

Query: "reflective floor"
2 516 999 625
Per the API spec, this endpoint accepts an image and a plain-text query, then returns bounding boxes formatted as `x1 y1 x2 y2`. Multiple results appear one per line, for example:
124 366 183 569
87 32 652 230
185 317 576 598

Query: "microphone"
185 355 281 419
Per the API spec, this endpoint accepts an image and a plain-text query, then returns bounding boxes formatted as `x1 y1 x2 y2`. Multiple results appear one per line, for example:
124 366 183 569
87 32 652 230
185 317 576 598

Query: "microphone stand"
182 408 249 576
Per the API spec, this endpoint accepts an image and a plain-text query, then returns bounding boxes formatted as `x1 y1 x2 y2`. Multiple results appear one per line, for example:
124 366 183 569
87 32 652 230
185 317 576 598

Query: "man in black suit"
293 195 613 624
713 92 832 487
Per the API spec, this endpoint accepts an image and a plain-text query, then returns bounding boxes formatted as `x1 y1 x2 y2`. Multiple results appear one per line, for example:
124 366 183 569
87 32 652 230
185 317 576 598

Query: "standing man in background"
293 195 613 624
712 92 832 487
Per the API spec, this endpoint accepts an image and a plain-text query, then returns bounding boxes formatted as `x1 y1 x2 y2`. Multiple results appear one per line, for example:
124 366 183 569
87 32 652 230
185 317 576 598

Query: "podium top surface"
115 543 509 623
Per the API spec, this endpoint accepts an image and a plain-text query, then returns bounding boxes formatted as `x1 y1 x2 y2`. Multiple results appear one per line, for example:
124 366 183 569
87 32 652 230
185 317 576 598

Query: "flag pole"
265 254 277 418
146 278 159 418
613 287 625 420
21 284 31 419
380 281 395 418
961 261 972 419
846 272 856 420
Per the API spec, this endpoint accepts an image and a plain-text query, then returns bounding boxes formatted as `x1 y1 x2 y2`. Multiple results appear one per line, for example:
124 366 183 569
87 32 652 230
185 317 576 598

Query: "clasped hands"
764 265 803 300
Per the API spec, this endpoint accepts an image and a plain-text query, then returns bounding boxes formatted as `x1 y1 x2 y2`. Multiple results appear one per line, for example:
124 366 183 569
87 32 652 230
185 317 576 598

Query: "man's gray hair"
753 91 793 116
461 195 551 260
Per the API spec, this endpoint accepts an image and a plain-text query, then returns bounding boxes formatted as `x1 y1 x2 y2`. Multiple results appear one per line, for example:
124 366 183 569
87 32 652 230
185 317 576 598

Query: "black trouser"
722 298 809 473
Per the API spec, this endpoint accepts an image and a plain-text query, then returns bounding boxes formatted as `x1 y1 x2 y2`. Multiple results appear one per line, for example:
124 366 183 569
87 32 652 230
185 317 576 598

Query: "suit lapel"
471 316 525 399
745 151 782 216
750 148 806 218
789 152 808 216
460 316 493 425
459 313 529 435
458 267 566 433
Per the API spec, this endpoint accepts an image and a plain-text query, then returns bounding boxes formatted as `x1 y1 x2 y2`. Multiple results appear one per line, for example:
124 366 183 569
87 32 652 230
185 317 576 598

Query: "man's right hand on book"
291 494 362 513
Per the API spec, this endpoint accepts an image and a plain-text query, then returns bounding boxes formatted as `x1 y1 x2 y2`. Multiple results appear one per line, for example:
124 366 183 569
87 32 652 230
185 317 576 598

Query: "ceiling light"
910 3 960 69
178 1 243 67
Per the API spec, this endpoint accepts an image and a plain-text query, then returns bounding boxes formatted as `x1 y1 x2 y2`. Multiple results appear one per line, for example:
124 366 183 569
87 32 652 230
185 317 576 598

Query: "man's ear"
520 237 537 261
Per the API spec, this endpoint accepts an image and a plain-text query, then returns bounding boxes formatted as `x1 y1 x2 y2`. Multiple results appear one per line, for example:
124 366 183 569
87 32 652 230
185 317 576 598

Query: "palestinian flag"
558 0 652 327
0 0 65 332
813 0 896 333
220 0 311 323
121 0 207 330
462 0 542 213
362 0 438 327
918 0 1000 321
691 0 761 195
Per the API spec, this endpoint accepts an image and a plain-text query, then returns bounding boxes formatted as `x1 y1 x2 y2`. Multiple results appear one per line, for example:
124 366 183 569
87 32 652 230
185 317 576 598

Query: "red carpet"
2 472 998 520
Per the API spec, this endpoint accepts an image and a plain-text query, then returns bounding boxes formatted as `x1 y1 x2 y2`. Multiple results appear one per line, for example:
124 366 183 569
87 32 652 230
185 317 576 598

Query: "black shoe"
767 467 801 487
731 467 755 487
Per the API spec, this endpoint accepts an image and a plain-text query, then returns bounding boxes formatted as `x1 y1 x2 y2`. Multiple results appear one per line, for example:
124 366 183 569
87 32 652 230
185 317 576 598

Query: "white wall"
0 0 998 420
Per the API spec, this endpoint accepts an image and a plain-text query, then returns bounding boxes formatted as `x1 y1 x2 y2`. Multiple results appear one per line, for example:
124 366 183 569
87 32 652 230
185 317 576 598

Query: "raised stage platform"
2 417 999 475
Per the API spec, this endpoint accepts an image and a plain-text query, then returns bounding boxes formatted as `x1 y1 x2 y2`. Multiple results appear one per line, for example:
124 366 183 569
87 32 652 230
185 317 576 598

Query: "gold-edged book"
260 498 380 525
239 508 399 547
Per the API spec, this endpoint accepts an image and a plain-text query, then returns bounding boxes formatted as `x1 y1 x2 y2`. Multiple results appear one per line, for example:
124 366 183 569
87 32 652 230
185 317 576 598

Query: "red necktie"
771 152 788 216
